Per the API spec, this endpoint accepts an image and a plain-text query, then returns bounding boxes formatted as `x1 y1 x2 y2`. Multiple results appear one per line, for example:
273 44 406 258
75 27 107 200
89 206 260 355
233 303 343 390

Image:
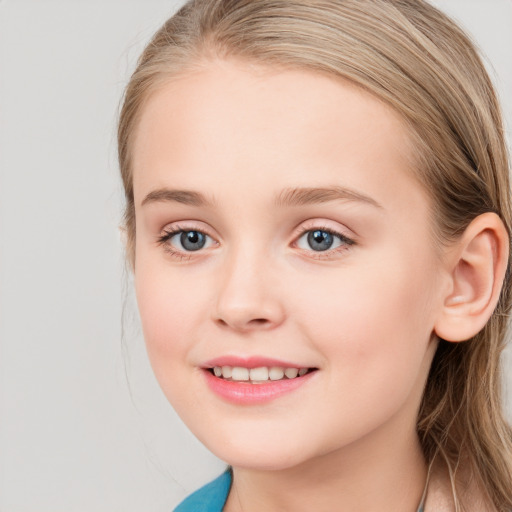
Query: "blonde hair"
118 1 512 509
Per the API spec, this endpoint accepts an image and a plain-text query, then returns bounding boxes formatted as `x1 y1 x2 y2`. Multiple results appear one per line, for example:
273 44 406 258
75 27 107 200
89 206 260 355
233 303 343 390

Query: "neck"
225 420 427 512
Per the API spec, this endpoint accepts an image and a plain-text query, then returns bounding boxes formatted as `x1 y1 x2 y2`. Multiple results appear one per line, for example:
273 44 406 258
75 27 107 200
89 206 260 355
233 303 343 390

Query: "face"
131 59 443 471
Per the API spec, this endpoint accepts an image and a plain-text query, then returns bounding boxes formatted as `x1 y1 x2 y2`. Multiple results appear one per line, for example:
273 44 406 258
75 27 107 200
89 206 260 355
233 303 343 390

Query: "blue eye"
296 228 353 252
158 228 214 253
308 230 334 251
179 230 207 251
157 225 353 259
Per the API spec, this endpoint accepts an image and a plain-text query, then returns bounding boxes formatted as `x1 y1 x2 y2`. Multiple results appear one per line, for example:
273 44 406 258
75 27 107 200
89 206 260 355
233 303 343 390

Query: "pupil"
181 231 206 251
308 230 333 251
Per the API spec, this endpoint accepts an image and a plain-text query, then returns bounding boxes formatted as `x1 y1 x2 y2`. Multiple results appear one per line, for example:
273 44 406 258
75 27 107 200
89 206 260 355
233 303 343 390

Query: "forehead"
131 58 427 216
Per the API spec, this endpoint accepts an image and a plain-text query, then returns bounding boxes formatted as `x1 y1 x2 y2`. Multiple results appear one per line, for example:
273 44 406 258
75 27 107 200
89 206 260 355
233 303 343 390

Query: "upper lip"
202 355 314 369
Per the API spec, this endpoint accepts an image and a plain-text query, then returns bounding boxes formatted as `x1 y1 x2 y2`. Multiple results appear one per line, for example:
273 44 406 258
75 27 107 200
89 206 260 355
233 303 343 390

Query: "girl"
117 0 512 510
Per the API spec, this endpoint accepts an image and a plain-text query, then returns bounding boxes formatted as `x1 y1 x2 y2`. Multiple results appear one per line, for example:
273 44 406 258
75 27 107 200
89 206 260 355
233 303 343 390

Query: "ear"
434 212 509 342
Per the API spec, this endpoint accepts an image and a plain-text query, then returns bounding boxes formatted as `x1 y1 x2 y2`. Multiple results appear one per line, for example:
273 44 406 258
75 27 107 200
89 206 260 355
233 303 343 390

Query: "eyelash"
156 224 212 261
156 223 355 261
294 225 355 259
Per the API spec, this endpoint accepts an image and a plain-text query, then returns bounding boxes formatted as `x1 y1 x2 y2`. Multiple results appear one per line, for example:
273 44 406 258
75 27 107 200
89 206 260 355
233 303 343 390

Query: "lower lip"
202 369 316 405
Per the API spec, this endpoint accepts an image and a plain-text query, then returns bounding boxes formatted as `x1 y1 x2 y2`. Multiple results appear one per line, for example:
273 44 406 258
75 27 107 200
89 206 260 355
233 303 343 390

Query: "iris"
308 230 334 251
181 231 207 251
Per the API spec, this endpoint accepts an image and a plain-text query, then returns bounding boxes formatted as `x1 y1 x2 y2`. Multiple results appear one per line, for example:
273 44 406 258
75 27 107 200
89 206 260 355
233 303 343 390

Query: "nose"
212 247 286 332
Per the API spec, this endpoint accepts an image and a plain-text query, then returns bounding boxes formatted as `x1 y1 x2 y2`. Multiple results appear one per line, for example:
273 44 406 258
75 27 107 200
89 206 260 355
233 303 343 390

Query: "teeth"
231 367 249 381
269 367 284 380
284 367 298 379
212 365 310 382
249 367 269 381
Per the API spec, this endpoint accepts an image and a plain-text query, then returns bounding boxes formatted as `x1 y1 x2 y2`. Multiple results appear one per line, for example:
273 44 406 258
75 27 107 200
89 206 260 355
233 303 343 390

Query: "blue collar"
174 470 232 511
174 469 427 511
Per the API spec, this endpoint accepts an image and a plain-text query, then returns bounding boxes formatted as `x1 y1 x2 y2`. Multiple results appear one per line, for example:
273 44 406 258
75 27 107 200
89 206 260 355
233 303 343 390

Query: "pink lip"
202 368 317 405
202 355 310 369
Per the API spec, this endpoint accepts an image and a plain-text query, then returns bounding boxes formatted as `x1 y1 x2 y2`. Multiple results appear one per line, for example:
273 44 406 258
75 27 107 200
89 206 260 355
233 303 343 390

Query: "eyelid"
291 219 356 242
156 222 219 257
159 221 216 238
156 219 355 260
291 220 356 258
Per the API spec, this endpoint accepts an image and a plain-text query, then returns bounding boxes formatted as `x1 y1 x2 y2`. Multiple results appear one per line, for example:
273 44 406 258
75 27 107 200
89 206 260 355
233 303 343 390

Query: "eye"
177 230 208 251
157 226 216 255
296 228 354 253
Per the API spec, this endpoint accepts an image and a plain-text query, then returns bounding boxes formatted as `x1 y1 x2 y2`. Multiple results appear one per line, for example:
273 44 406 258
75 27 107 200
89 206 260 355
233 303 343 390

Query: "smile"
202 360 318 404
210 365 312 383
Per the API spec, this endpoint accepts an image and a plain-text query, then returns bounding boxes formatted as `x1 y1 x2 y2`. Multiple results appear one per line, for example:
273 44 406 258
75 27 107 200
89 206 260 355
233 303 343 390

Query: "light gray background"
0 1 510 511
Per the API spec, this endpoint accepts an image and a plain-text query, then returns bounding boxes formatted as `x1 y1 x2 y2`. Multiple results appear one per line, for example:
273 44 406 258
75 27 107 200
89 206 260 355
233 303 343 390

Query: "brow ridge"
273 186 382 209
141 188 215 207
141 185 382 209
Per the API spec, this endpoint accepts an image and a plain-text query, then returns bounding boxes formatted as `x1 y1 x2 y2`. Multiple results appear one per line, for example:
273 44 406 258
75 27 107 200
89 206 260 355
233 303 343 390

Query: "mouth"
207 365 317 383
201 360 318 404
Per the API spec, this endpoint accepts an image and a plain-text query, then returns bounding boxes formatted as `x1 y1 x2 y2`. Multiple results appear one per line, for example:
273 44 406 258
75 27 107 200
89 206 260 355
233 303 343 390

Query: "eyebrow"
274 186 383 209
141 188 217 207
141 186 382 209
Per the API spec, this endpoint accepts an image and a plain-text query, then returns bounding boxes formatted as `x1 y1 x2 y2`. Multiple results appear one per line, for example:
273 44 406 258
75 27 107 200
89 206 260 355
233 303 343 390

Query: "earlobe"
434 212 509 342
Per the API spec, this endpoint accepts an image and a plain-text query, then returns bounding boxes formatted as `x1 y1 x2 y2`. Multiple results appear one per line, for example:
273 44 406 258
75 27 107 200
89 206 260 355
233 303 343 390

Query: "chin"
221 451 308 472
198 429 314 471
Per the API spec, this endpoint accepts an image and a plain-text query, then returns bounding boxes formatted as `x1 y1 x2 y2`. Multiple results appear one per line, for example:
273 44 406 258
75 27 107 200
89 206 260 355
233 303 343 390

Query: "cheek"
291 249 437 393
134 262 214 422
134 256 207 374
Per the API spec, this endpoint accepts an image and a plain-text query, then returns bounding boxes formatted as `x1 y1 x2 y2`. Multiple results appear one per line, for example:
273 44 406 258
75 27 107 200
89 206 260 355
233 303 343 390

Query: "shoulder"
174 470 232 512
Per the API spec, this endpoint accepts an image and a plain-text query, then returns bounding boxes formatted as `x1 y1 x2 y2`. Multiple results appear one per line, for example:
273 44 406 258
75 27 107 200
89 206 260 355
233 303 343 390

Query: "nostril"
247 318 272 328
215 316 271 331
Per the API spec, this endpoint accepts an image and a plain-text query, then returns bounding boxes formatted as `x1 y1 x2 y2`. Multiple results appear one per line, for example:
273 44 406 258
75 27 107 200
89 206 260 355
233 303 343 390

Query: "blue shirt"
174 469 426 511
174 470 232 512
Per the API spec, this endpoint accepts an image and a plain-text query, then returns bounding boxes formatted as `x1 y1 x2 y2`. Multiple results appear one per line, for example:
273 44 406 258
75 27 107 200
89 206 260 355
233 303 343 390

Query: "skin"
131 58 460 511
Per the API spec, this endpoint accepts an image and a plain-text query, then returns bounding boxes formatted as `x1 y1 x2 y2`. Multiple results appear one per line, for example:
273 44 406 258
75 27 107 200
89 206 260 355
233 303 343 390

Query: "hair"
117 0 512 509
